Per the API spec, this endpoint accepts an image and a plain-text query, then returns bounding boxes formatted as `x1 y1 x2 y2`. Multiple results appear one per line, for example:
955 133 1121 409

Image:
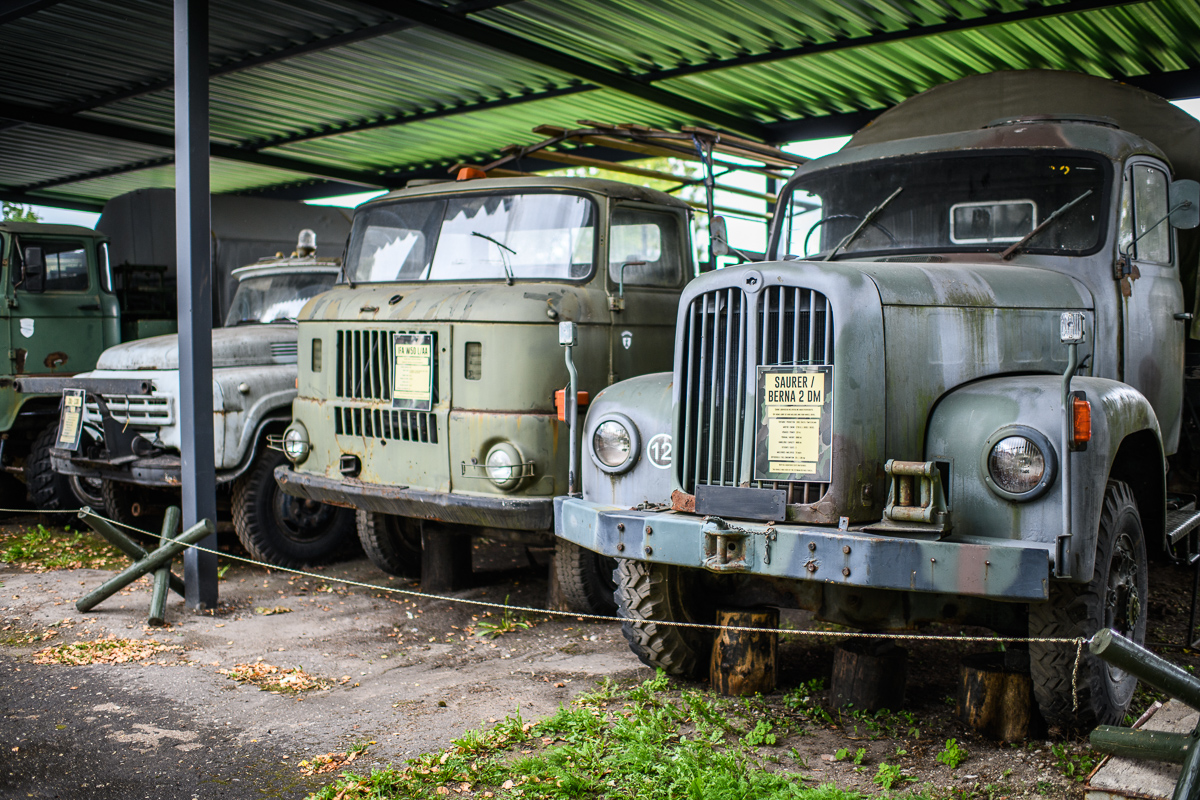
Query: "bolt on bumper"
555 496 1051 601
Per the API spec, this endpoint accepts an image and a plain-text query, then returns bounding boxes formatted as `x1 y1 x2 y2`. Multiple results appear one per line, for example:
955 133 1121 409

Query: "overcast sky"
24 97 1200 228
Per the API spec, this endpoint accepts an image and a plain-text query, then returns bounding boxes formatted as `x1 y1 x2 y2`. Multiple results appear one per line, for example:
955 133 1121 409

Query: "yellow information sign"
57 388 86 450
392 333 434 411
754 366 833 482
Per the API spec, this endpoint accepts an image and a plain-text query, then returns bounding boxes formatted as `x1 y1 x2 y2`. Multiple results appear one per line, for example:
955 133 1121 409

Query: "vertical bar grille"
334 328 439 444
332 405 438 444
678 285 834 501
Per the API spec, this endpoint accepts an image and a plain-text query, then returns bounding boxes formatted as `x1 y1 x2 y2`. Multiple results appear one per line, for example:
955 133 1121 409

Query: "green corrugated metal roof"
0 0 1197 211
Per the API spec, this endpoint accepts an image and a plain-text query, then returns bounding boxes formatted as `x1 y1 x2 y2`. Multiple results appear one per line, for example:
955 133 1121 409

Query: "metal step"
1167 503 1200 545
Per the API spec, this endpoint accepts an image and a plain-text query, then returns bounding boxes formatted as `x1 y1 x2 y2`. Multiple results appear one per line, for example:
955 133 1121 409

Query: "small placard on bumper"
694 484 786 522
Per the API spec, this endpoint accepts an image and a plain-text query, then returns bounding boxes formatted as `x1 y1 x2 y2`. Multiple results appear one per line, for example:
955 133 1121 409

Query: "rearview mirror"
22 246 45 293
710 215 731 257
1170 180 1200 230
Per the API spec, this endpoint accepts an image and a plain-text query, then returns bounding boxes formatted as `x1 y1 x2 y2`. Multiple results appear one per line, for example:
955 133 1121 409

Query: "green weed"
936 738 970 769
474 595 533 639
873 762 914 791
1051 742 1099 782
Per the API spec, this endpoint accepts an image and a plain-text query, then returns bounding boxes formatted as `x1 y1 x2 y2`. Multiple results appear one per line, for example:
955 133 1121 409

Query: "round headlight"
988 431 1056 501
589 413 640 474
282 423 309 463
485 443 524 490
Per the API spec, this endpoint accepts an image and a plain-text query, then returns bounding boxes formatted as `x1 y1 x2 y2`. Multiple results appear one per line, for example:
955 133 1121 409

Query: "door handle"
1175 312 1193 321
77 303 100 311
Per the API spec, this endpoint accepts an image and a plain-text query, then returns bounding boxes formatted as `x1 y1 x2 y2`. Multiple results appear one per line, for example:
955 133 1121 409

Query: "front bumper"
276 466 553 531
555 496 1051 601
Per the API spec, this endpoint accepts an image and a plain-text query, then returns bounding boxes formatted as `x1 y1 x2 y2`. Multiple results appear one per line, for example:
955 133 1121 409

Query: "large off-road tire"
356 510 421 577
1030 479 1148 732
232 449 355 568
27 423 79 511
100 479 175 541
555 540 618 616
614 558 715 678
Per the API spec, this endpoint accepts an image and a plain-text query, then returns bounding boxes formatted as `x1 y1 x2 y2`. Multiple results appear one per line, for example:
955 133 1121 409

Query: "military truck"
50 236 355 567
0 221 177 510
554 70 1200 728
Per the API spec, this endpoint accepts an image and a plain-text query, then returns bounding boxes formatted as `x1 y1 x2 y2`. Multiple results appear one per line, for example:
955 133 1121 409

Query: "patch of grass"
841 707 922 740
1050 742 1099 782
0 524 124 572
782 678 833 725
936 738 970 769
873 762 915 791
474 596 534 639
219 661 332 693
833 747 866 765
33 635 179 665
308 672 872 800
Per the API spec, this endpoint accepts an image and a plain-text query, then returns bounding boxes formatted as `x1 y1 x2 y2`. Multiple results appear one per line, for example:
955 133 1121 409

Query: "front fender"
580 372 673 508
926 375 1161 581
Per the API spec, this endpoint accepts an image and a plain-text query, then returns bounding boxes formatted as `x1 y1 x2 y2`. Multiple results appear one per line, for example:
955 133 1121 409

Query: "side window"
608 208 683 288
1132 164 1171 265
14 238 91 292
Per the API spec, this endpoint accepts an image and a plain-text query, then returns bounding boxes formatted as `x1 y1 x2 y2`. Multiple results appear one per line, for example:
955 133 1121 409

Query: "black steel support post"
175 0 218 609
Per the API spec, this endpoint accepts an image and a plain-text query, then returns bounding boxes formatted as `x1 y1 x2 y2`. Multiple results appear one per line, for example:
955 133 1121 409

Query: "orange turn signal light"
555 389 589 422
456 166 487 181
1071 393 1091 450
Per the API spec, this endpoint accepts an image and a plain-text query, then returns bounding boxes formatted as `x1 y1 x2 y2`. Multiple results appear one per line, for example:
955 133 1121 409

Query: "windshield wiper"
825 186 903 261
471 231 516 285
1001 189 1093 260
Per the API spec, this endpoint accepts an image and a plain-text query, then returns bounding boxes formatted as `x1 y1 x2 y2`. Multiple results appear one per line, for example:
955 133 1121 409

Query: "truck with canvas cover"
0 221 175 511
274 127 805 612
554 70 1200 729
48 234 355 568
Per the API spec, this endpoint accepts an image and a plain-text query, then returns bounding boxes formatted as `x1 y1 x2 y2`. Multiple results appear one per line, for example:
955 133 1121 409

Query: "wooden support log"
77 508 185 598
831 639 908 712
957 650 1037 741
76 519 215 612
710 608 778 696
420 524 472 593
147 506 182 627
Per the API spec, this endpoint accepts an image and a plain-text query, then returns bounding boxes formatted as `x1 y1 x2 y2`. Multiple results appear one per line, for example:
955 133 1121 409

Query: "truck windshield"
224 271 337 326
775 152 1110 260
345 193 596 283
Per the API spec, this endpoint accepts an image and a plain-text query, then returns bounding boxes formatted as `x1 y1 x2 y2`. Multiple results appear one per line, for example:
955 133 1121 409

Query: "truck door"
8 236 107 376
1120 160 1185 453
607 205 689 385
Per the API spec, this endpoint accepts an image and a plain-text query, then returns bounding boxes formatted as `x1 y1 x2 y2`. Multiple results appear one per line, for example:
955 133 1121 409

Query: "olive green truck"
274 176 697 611
554 70 1200 730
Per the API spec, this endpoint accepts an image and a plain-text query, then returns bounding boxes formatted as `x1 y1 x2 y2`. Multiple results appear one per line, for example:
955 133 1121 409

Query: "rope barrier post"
76 507 185 599
76 519 215 613
147 506 183 626
1089 628 1200 800
709 608 778 696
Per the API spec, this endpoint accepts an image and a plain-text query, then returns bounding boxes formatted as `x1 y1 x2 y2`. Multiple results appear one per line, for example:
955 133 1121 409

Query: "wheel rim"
1103 532 1142 684
69 475 105 509
269 487 338 545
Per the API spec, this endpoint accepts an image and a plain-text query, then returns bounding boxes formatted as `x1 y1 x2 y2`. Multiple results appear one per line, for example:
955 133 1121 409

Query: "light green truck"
554 70 1200 729
274 176 696 608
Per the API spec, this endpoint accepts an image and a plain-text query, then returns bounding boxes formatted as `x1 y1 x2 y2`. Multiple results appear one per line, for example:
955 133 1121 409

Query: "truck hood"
298 282 610 325
95 324 299 370
850 258 1093 309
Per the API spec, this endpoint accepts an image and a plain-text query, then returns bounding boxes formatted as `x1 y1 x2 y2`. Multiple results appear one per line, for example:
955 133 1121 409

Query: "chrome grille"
333 405 437 444
335 329 438 404
270 341 298 363
678 284 834 501
84 395 173 427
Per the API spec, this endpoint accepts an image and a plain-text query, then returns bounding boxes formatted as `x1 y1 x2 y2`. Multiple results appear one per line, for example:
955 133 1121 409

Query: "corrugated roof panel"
265 89 685 172
81 27 579 147
33 158 317 203
0 125 169 189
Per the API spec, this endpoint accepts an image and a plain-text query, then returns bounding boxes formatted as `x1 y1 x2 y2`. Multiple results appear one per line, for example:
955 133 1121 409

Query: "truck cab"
275 177 692 607
554 71 1200 729
0 222 123 509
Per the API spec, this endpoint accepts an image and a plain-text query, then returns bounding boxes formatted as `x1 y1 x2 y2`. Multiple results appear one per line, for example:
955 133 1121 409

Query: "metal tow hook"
764 527 777 565
702 517 750 572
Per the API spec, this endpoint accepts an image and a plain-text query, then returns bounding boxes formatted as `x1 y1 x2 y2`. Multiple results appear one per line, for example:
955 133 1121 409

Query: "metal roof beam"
360 0 771 140
0 0 63 25
0 100 391 188
18 157 176 192
0 189 104 212
641 0 1147 83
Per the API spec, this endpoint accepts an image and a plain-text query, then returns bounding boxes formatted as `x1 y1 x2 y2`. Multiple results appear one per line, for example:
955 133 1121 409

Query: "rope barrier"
10 506 1091 674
